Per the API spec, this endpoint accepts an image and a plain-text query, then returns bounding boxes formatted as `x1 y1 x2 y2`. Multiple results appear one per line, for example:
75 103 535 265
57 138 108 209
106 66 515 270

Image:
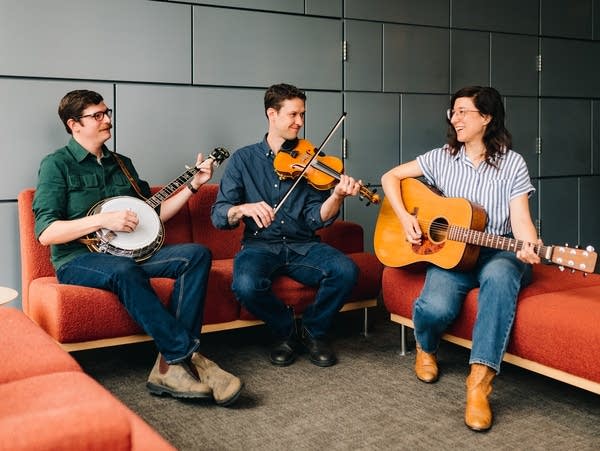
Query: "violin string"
310 160 376 199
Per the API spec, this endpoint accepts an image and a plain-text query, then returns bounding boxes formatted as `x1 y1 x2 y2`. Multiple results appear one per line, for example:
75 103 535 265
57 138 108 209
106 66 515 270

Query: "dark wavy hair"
58 90 104 135
264 83 306 117
446 86 512 167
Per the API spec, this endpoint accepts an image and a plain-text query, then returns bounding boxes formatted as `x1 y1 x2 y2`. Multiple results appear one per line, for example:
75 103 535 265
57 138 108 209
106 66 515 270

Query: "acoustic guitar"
374 177 597 274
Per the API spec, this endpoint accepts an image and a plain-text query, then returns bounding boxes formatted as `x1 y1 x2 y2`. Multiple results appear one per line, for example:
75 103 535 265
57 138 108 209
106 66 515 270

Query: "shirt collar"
67 137 110 163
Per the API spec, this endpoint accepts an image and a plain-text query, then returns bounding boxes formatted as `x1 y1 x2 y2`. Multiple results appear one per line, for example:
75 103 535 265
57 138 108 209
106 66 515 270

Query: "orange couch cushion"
0 308 81 383
0 371 132 451
382 263 600 383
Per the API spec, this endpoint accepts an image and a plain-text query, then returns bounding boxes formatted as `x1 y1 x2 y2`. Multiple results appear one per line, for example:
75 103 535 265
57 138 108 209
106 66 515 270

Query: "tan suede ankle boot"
192 353 243 406
465 363 496 431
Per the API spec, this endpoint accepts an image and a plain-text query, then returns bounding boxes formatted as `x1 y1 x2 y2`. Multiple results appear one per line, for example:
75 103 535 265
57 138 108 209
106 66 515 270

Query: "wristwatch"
186 181 198 194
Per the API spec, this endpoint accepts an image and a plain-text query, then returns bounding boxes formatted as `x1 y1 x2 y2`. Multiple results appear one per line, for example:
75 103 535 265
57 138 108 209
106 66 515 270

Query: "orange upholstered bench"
0 307 174 450
382 263 600 394
18 184 383 351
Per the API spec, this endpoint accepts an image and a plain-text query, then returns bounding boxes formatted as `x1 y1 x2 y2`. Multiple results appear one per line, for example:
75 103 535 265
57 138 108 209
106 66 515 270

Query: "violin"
273 138 380 206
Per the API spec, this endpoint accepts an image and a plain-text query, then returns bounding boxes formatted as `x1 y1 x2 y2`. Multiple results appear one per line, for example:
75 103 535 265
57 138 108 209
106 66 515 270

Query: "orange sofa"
18 184 383 351
0 306 174 450
382 263 600 394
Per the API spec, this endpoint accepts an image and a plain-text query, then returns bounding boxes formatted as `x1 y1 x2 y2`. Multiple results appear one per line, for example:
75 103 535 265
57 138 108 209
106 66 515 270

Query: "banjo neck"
145 148 229 208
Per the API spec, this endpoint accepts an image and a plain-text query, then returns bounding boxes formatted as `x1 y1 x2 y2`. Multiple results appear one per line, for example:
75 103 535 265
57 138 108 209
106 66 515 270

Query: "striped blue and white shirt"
416 145 535 236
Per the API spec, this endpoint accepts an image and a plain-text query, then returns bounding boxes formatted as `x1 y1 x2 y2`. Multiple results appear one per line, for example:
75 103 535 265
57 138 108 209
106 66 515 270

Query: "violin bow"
273 112 347 215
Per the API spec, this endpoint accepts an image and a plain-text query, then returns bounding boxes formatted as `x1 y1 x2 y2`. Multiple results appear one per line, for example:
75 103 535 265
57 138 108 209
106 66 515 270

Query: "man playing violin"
33 89 242 405
211 83 362 367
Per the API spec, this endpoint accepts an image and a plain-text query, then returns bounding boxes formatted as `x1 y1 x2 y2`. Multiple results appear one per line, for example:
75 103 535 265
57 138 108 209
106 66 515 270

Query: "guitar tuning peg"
558 265 565 272
583 273 588 278
571 269 576 274
586 245 595 252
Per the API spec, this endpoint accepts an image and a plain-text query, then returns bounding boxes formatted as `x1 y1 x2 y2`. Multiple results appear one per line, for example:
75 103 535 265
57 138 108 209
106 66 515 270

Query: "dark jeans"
232 243 359 340
57 243 211 364
413 248 533 373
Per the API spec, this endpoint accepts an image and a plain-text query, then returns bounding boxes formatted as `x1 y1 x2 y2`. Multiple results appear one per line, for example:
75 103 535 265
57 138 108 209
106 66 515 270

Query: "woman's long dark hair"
447 86 512 167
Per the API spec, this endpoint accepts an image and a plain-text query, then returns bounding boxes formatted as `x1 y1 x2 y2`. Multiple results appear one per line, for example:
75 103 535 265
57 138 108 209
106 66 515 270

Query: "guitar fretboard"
447 225 552 260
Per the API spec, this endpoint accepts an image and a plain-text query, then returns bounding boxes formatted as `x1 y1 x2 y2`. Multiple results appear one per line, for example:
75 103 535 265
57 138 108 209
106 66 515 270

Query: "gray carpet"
74 307 600 450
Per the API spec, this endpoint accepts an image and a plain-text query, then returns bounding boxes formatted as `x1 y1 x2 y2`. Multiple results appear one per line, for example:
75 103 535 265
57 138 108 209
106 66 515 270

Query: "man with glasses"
33 89 242 406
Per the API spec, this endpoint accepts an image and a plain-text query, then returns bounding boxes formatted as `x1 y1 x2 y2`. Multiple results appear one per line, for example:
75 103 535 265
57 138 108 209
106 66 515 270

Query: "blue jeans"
232 243 359 340
56 243 211 364
412 248 532 373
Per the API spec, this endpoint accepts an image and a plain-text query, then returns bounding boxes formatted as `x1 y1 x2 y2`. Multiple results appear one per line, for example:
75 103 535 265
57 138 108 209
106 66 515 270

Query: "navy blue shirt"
211 137 337 255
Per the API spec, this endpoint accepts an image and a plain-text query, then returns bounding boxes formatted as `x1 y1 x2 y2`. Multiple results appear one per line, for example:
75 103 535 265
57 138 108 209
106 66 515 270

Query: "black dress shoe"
270 339 298 366
301 334 337 367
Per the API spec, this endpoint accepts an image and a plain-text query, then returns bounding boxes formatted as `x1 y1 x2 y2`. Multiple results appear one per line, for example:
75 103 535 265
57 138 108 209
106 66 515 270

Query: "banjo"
84 147 230 262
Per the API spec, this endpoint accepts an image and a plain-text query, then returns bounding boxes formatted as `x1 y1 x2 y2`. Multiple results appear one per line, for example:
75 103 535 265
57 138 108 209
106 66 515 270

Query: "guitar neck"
447 225 552 259
146 165 203 208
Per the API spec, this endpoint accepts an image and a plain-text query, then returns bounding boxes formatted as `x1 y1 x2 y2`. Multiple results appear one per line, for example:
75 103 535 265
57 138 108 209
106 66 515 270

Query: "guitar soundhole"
429 217 448 243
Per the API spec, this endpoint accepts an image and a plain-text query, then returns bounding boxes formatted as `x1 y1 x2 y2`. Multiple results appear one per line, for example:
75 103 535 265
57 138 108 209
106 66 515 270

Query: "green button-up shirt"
33 137 151 270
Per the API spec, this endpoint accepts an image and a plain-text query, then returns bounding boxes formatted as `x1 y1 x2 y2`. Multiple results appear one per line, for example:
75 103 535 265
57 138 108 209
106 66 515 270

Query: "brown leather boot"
465 363 496 431
192 353 243 406
415 345 438 383
146 354 212 399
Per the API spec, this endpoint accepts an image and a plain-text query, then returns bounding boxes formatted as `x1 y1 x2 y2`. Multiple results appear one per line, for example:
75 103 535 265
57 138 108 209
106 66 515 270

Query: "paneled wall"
1 0 599 307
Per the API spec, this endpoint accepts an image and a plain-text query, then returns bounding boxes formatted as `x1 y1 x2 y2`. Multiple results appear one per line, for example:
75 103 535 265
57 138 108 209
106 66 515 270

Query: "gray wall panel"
345 196 380 253
193 7 342 89
491 34 538 97
0 79 113 198
452 0 538 34
383 24 449 93
451 30 489 92
306 0 342 17
505 97 539 178
345 0 449 27
541 38 600 97
596 0 600 39
594 101 600 174
304 91 343 158
540 99 591 176
344 92 399 185
581 177 600 251
540 0 593 39
0 203 21 308
401 94 448 163
539 179 579 246
0 0 190 83
115 85 265 185
184 0 303 13
345 21 383 92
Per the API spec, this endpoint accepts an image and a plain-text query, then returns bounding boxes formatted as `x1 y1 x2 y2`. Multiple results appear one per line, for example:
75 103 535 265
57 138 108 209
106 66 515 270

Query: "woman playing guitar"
380 86 541 432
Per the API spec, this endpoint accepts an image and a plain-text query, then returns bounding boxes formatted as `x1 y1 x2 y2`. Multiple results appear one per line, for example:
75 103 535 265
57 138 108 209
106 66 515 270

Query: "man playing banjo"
33 89 242 406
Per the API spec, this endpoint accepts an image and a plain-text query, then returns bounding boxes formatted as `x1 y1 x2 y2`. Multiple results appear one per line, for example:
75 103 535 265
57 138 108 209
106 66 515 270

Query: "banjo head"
97 196 162 250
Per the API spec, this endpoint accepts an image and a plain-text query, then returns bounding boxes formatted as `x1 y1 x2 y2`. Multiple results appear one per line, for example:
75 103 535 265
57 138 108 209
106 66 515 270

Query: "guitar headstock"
550 244 597 274
209 147 230 166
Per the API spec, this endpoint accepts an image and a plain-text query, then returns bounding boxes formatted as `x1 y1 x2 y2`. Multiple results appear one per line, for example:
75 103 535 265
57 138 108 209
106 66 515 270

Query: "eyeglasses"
77 108 112 122
446 108 480 120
